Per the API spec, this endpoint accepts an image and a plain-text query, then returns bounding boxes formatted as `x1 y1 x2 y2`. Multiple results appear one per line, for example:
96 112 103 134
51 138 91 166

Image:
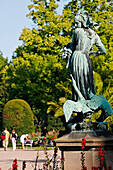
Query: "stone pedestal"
55 131 113 170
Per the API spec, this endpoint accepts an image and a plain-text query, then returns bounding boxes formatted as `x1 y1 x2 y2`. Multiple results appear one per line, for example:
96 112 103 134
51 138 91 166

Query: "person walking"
10 129 18 151
2 127 10 151
20 134 29 149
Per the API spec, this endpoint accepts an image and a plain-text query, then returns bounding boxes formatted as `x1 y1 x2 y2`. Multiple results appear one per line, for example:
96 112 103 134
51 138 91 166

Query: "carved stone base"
55 131 113 169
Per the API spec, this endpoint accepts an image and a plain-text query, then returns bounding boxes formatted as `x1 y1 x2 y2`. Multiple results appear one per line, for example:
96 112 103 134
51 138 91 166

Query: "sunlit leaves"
2 0 113 127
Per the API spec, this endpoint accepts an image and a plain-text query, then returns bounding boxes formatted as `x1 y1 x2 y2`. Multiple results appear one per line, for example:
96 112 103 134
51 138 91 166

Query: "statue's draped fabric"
61 11 113 123
69 28 106 101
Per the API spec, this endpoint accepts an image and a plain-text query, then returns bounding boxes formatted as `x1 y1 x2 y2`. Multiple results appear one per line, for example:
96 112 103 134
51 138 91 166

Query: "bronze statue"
61 11 113 127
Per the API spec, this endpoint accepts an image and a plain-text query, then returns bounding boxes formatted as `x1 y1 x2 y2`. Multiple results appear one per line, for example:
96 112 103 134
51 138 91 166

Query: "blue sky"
0 0 33 61
0 0 70 61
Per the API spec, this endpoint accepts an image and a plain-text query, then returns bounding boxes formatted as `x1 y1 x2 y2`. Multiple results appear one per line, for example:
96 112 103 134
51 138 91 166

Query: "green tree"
3 99 34 137
62 0 113 103
47 97 66 117
4 0 71 123
63 0 113 124
0 51 8 71
48 115 65 132
0 52 8 132
3 0 113 131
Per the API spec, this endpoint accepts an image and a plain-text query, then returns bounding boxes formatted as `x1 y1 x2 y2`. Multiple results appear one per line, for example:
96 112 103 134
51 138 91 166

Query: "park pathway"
0 148 61 170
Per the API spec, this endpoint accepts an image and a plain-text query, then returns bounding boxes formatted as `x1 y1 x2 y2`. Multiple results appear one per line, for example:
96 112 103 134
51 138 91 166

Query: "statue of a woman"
62 11 106 102
61 11 113 125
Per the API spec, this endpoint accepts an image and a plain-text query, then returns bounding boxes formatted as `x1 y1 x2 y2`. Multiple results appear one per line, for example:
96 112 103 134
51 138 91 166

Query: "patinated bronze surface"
61 11 113 128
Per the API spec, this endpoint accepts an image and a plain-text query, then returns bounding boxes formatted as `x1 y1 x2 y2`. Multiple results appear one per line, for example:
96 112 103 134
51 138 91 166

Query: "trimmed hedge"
3 99 34 137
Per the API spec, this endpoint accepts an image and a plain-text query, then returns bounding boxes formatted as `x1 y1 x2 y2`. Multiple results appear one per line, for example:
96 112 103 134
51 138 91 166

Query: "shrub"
3 99 34 137
48 115 65 132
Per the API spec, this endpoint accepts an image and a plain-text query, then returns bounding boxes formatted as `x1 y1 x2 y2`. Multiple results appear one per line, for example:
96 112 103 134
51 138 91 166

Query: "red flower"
43 137 46 140
51 137 56 141
43 163 45 168
98 144 105 169
83 165 87 170
51 138 54 141
60 158 65 161
81 145 83 150
92 167 99 170
12 158 18 170
81 138 86 150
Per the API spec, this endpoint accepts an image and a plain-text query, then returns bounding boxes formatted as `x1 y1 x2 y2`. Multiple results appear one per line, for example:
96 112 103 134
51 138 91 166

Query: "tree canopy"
0 0 113 132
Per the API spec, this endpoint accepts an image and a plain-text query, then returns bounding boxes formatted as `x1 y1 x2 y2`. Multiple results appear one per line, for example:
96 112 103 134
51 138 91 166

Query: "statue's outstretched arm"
89 34 106 56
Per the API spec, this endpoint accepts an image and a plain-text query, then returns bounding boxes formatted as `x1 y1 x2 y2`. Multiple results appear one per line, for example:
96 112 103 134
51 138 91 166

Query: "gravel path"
0 148 61 170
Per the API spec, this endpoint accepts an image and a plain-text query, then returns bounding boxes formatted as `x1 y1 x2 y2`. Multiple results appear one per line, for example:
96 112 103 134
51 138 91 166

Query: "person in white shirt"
20 134 29 149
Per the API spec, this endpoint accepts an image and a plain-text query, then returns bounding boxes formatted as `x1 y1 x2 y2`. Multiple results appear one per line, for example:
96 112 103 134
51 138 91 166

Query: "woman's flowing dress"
69 28 106 101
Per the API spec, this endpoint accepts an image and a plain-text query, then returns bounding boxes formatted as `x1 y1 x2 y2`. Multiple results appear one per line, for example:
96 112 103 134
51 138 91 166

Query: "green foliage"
48 114 65 132
63 0 113 99
1 0 113 131
84 0 113 92
0 51 8 71
0 52 8 105
93 71 103 95
3 99 34 136
92 71 113 122
4 0 72 127
0 52 8 131
104 115 113 134
46 129 59 144
33 135 45 146
63 0 113 122
47 97 67 117
91 110 102 122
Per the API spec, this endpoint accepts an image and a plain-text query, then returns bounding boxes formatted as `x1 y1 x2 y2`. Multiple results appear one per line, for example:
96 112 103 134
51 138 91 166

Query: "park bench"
17 140 33 149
